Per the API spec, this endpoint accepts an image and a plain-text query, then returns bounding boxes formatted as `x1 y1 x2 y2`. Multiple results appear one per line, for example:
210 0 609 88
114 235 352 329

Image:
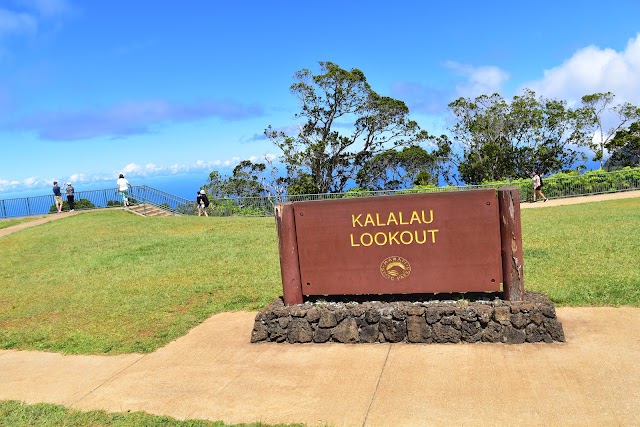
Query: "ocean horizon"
0 159 604 206
0 172 211 202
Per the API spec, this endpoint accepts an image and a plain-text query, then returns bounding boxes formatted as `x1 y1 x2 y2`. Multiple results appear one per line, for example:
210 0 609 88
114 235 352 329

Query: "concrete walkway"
519 189 640 209
0 210 81 238
1 308 639 426
1 191 639 426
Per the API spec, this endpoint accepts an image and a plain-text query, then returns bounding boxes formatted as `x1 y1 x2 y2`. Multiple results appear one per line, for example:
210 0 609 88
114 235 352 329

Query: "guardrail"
0 185 192 219
212 169 640 217
2 169 639 219
130 185 192 215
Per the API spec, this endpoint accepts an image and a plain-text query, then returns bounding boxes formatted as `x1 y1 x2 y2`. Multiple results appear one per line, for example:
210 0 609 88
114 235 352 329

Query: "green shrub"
49 198 96 213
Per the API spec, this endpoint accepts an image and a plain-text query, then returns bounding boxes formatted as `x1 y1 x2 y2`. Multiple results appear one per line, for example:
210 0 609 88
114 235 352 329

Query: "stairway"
126 203 176 217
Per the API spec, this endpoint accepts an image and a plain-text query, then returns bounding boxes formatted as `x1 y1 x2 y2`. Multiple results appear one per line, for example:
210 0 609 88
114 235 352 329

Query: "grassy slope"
0 216 44 230
1 199 639 355
0 210 281 354
521 197 640 306
0 400 302 427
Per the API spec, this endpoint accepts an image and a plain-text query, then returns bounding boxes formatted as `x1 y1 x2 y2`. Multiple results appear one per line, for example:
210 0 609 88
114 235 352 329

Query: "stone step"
127 204 174 217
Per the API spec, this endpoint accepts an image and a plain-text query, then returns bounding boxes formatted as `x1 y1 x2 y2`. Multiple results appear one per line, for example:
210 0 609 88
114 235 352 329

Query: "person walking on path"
52 181 63 213
64 182 75 211
117 174 131 207
197 190 209 217
531 171 548 202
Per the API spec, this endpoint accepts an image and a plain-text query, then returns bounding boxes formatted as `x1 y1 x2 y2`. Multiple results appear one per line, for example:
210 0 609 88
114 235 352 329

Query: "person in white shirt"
116 174 131 207
531 171 548 202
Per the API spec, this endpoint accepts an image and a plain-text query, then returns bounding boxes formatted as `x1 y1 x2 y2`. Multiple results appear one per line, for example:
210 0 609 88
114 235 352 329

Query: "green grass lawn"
0 199 639 355
0 210 281 354
0 216 44 230
0 400 302 427
521 197 640 306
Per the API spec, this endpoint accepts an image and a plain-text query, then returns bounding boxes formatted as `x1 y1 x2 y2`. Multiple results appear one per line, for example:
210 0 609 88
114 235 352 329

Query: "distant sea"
0 159 603 204
0 172 211 202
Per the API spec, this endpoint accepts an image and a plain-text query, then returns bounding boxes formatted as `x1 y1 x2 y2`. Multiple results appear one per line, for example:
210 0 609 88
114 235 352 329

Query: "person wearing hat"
64 182 75 211
196 190 209 216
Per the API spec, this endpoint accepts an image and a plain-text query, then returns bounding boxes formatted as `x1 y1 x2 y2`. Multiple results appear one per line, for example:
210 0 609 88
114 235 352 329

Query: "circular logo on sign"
380 256 411 280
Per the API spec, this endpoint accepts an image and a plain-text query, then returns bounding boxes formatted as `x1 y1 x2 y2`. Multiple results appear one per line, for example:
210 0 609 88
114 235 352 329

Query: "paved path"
0 211 81 238
519 189 640 209
1 308 639 426
2 191 640 426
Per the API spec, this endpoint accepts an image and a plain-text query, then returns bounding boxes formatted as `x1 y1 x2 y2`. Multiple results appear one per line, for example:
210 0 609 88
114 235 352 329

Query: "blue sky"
2 0 640 197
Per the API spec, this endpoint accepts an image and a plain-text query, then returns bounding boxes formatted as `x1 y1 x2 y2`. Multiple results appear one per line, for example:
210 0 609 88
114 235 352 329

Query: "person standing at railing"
63 182 75 211
531 171 548 202
53 181 63 213
197 190 209 216
117 174 131 207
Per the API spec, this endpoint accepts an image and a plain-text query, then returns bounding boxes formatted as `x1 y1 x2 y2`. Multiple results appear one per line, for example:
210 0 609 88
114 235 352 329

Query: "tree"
356 143 450 190
578 92 640 169
259 155 288 202
283 172 319 195
203 171 227 199
203 160 266 199
605 121 640 169
266 61 429 193
448 90 586 184
226 160 266 198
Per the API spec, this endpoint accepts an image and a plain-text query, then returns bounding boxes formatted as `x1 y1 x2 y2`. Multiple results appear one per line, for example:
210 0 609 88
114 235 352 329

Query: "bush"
49 198 96 213
343 187 373 198
399 167 640 202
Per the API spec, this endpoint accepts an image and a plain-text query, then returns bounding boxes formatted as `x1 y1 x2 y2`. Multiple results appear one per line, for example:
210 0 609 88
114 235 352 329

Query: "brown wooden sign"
275 188 524 304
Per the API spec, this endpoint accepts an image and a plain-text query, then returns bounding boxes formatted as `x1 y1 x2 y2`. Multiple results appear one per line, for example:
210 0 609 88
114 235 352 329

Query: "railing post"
498 187 525 301
276 202 303 305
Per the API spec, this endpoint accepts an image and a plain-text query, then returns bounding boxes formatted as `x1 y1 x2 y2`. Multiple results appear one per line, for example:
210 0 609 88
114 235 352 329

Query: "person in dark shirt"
196 190 209 217
64 182 75 211
53 181 63 213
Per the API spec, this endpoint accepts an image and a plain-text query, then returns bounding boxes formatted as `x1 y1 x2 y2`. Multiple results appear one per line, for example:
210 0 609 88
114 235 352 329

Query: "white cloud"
0 1 72 63
121 163 140 174
20 0 72 17
23 176 39 186
522 33 640 105
0 155 270 195
444 61 510 99
67 173 85 183
0 8 38 38
0 175 45 192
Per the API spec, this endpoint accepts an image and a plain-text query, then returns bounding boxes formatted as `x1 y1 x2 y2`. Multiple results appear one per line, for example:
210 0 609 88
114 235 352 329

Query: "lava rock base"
251 292 564 344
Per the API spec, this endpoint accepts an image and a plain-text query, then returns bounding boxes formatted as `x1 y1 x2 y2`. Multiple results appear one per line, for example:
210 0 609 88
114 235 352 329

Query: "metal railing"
0 185 192 219
211 168 640 216
2 169 639 219
129 185 192 215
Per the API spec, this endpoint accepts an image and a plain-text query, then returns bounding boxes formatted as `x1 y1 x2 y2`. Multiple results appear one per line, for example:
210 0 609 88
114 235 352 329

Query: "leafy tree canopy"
578 92 640 169
448 90 586 184
356 143 451 190
266 61 429 193
203 160 266 199
605 120 640 169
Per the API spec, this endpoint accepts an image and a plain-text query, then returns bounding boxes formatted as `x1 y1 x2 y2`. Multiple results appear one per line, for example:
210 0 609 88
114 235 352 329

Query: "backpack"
202 194 210 207
539 175 544 187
